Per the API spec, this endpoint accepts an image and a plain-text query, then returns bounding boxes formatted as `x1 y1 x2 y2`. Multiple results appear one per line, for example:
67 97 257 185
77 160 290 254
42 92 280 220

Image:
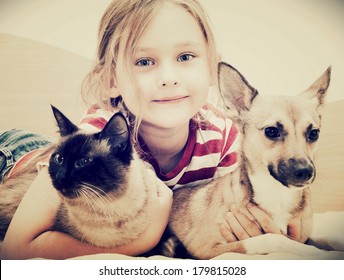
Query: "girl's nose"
159 64 180 88
161 81 178 87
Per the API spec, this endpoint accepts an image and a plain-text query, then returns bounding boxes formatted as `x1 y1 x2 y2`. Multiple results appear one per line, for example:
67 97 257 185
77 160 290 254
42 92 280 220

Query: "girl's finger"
219 223 237 243
231 205 263 238
287 215 301 241
247 203 281 234
225 211 250 240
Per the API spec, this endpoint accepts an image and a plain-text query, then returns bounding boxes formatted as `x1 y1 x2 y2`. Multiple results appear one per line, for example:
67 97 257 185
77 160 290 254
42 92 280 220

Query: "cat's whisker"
80 183 114 224
83 188 107 217
78 188 103 224
85 183 108 197
81 182 114 208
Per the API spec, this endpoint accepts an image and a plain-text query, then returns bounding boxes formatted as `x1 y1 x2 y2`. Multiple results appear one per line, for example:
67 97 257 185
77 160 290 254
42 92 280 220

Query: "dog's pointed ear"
51 105 79 137
300 66 331 109
218 62 258 118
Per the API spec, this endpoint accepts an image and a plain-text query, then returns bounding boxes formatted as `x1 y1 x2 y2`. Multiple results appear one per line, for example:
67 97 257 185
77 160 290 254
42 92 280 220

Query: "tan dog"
166 62 342 259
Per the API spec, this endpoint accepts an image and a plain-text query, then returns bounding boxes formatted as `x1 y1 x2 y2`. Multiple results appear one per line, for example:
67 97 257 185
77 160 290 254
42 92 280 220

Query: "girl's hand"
287 214 302 242
133 169 173 253
0 168 172 259
220 203 297 242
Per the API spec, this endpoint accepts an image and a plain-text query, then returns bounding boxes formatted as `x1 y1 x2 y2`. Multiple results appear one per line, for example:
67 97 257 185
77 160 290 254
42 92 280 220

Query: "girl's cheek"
135 76 154 98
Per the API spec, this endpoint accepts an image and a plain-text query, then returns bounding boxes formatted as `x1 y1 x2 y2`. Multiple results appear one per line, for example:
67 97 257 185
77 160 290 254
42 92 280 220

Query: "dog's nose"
272 158 315 187
288 158 314 186
293 165 313 182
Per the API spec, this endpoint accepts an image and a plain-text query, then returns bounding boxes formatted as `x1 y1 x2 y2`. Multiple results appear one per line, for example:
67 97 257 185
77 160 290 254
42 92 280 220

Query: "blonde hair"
81 0 218 141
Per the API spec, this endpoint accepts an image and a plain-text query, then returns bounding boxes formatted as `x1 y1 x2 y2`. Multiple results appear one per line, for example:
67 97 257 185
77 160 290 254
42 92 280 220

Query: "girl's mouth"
153 96 189 103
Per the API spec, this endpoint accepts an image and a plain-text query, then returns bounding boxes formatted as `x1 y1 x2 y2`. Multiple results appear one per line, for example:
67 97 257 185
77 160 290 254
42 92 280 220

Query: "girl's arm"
0 168 172 259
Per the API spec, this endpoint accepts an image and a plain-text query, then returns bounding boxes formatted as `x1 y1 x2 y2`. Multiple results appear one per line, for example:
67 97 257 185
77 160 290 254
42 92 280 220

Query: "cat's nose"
53 180 77 198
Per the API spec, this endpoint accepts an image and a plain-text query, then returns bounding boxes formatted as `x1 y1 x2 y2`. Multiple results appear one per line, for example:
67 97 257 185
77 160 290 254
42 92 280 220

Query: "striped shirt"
79 103 239 190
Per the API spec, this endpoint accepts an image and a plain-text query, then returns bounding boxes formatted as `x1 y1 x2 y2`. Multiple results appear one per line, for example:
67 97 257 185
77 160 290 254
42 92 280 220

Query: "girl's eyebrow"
176 41 202 48
136 41 202 53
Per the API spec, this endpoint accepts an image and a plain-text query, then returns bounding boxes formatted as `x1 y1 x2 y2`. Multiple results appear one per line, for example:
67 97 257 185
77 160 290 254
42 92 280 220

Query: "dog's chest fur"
249 172 304 233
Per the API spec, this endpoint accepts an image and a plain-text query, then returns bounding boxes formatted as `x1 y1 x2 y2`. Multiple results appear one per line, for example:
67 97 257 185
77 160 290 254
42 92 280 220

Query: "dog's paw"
309 211 344 251
243 233 328 257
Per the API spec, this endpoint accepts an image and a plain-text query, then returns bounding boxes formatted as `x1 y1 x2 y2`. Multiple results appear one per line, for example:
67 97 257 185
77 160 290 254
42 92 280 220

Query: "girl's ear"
108 77 120 98
209 71 217 86
209 61 219 86
101 70 120 98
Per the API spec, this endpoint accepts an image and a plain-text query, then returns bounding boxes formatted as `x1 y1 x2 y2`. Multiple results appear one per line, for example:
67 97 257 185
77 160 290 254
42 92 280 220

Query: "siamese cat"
0 106 156 248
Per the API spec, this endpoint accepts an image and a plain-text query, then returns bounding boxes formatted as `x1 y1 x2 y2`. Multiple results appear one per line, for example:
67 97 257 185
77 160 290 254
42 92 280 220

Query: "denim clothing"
0 129 53 182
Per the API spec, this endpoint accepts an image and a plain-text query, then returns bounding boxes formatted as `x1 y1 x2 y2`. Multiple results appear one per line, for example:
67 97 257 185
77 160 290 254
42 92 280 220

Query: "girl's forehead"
136 2 206 50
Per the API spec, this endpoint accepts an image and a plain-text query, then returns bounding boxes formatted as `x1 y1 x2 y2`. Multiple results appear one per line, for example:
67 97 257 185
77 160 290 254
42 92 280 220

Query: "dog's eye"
308 129 320 143
264 127 280 140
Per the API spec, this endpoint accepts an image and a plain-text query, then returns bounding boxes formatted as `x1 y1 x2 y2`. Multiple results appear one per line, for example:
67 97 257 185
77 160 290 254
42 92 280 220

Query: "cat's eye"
264 126 281 140
53 153 64 166
75 157 93 168
307 129 320 143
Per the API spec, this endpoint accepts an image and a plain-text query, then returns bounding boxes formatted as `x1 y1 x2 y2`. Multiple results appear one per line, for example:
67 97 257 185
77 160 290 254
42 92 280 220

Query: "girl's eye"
307 129 320 143
264 127 281 140
75 157 93 168
177 53 194 62
135 58 154 67
53 153 64 166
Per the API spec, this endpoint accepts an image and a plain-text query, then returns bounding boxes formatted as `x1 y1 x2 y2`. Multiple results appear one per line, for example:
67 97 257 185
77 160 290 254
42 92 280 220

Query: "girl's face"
116 2 211 130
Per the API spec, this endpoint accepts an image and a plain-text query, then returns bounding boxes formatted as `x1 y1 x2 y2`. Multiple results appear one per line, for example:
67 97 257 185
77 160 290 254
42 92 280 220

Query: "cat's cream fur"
0 108 157 249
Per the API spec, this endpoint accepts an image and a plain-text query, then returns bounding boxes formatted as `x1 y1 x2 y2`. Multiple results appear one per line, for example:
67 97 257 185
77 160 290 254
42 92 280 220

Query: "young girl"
0 0 301 259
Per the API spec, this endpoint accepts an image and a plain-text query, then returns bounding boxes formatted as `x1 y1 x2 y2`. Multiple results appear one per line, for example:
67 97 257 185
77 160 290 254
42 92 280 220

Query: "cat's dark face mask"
49 106 133 199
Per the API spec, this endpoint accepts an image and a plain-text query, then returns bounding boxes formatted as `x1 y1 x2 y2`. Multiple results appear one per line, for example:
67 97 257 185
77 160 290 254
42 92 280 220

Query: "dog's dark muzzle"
268 158 315 187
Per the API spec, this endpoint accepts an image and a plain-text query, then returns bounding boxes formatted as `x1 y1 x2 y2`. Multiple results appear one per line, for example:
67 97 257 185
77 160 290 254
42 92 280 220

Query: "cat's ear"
51 105 78 137
99 112 129 150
